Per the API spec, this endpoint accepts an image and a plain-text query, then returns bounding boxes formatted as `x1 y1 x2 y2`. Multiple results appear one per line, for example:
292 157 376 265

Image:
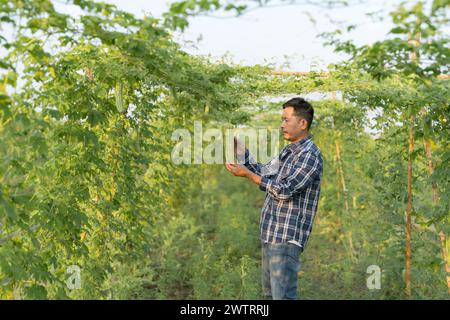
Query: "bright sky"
98 0 404 71
2 0 442 72
44 0 440 72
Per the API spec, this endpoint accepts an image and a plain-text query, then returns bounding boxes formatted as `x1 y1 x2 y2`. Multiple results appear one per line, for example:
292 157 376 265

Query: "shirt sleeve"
241 148 263 175
259 152 321 201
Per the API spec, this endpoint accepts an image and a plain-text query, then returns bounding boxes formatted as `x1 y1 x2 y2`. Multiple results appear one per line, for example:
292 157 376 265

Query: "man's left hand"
224 163 250 177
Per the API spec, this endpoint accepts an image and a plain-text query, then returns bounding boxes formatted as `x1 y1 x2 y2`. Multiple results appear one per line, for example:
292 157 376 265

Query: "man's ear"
299 118 307 130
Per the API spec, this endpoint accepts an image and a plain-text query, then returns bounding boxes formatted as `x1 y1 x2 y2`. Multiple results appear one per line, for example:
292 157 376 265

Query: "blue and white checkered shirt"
243 135 323 250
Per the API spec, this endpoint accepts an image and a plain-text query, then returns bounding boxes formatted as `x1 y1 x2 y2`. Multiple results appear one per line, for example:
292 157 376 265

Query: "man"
224 97 323 300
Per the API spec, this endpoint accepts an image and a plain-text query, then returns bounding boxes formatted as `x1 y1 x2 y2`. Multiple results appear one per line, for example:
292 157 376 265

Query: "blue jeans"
261 242 302 300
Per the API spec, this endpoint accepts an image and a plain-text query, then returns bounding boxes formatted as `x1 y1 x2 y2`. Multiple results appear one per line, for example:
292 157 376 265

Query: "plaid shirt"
243 135 323 250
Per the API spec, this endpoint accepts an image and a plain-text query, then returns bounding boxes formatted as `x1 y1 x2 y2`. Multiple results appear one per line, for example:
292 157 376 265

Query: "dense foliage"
0 0 448 299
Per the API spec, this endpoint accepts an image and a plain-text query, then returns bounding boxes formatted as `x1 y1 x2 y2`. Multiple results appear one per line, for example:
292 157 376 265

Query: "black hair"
282 97 314 130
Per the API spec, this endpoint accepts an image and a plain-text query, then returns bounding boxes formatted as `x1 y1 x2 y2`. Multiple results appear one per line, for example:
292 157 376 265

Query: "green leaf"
24 284 47 299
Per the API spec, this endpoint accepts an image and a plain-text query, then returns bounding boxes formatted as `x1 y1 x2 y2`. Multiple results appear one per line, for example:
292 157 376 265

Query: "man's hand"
224 163 250 177
224 162 262 186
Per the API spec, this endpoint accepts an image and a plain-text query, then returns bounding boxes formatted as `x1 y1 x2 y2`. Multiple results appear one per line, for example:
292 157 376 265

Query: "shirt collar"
286 135 312 153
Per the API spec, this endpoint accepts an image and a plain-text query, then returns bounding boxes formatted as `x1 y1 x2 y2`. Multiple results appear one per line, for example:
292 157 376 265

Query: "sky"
18 0 440 72
95 0 403 71
4 0 442 73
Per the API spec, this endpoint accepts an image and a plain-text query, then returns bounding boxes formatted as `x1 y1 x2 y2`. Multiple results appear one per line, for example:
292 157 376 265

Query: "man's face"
281 106 308 142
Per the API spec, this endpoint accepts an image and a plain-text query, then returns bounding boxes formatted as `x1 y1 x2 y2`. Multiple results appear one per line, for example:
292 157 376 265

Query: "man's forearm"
245 170 262 186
